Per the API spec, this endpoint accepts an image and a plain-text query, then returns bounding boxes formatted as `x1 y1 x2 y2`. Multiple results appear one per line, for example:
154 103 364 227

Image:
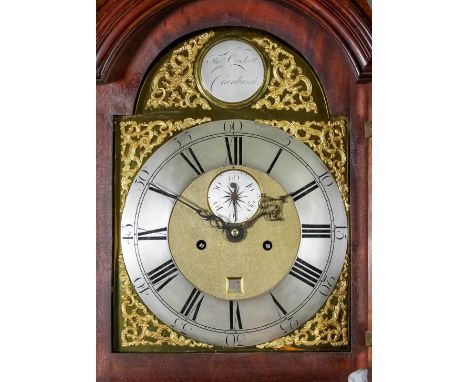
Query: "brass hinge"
365 330 372 347
365 121 372 138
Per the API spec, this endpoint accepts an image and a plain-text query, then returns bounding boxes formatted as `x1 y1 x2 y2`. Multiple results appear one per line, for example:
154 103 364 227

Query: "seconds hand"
230 182 238 223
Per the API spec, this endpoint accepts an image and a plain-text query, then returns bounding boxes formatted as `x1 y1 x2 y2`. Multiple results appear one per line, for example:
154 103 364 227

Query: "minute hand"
148 184 227 230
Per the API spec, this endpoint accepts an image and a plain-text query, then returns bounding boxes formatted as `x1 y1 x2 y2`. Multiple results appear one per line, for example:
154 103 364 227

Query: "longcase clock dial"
121 120 347 347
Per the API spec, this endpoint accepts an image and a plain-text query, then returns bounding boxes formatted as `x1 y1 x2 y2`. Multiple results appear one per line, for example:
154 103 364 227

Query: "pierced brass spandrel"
118 254 213 349
256 119 349 212
144 32 215 111
252 37 318 113
119 117 211 212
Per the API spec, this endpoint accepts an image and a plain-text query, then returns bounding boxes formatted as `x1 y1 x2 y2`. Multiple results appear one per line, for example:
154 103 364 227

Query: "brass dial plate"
119 119 348 348
168 165 300 300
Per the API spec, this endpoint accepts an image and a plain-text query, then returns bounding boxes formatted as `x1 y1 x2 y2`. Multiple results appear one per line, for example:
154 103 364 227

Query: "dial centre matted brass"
168 165 301 300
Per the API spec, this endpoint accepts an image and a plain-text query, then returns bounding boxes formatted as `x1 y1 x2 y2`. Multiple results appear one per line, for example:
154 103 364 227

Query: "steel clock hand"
149 184 228 230
241 193 289 230
229 182 239 223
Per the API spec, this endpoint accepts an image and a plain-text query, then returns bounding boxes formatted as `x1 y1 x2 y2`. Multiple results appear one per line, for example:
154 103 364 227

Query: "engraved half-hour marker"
180 147 205 175
301 224 331 238
270 292 287 316
229 300 243 330
137 227 167 240
266 148 283 174
181 288 204 321
147 259 178 291
226 277 243 294
225 137 242 165
290 180 319 202
289 258 323 288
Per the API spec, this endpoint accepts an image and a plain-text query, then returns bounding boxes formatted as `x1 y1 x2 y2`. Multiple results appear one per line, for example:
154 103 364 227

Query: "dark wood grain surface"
97 1 371 380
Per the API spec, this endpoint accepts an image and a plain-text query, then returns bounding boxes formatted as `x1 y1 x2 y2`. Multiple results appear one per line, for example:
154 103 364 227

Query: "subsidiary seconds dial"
208 169 261 223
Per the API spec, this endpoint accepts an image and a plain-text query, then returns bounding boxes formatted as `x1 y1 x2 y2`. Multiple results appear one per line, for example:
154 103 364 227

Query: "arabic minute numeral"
270 292 287 316
171 318 193 335
335 226 347 240
137 227 167 240
290 180 318 202
134 169 150 191
266 148 283 174
223 120 243 132
319 172 334 187
279 317 299 334
319 276 337 297
173 131 193 148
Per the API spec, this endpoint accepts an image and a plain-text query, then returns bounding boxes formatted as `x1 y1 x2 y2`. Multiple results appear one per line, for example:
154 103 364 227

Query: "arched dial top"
134 28 331 118
121 120 348 347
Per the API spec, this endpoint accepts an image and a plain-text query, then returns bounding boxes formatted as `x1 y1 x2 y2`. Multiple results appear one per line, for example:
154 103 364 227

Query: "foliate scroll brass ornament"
256 119 349 211
119 117 211 211
256 253 349 349
252 37 318 113
145 32 214 111
258 193 288 221
119 254 212 348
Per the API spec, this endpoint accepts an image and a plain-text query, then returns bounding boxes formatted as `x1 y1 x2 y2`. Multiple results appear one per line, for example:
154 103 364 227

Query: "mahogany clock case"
97 0 371 380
